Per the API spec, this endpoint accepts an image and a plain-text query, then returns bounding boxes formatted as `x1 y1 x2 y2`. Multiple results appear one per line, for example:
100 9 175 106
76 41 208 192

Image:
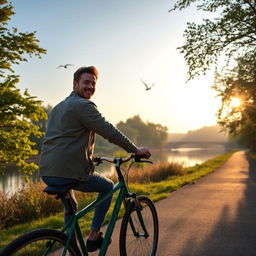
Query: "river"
0 146 228 195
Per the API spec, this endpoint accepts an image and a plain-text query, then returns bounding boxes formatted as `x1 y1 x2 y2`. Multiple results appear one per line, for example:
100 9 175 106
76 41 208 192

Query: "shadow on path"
178 153 256 256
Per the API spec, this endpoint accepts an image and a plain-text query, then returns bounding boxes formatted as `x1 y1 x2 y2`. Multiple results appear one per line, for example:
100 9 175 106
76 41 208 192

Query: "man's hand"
135 147 151 159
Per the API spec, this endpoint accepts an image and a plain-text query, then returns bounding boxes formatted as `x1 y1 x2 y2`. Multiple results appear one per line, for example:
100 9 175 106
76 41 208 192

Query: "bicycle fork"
129 196 149 238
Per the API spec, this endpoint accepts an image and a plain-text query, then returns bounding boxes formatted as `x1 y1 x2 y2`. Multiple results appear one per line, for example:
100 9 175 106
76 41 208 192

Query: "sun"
230 97 242 108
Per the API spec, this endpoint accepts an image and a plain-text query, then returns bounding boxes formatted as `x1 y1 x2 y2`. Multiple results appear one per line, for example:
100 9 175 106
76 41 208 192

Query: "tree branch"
245 0 256 16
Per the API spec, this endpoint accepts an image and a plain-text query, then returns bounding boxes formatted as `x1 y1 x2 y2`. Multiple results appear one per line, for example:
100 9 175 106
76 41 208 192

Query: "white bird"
141 79 155 91
57 64 74 69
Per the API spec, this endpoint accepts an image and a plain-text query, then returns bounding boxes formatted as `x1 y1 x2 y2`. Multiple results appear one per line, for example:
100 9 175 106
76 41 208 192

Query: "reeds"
0 182 61 229
130 161 186 183
106 161 185 183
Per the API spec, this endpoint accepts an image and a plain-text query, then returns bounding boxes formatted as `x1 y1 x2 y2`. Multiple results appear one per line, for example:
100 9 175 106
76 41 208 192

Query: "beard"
78 88 95 99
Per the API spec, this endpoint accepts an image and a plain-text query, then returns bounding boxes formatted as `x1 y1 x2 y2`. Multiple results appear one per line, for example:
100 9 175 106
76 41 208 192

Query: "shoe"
86 232 104 252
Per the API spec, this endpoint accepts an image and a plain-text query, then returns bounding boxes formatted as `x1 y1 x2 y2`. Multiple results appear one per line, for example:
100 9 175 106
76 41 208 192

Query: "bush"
0 180 98 230
0 182 63 229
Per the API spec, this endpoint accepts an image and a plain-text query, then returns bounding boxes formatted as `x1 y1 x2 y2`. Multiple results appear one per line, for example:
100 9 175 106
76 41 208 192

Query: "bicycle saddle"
43 181 79 196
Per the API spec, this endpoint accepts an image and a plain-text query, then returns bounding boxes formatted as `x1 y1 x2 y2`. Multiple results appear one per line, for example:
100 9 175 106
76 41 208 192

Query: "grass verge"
0 151 234 250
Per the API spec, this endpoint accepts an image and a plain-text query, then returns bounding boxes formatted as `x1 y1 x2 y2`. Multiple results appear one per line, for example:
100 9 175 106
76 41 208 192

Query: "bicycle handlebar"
94 154 153 166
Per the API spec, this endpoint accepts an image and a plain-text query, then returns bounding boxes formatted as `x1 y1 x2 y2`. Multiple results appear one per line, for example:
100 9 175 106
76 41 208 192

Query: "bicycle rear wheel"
119 195 159 256
0 229 81 256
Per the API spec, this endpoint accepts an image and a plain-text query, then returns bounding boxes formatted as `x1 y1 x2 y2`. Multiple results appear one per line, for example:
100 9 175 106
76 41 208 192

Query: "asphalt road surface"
91 151 256 256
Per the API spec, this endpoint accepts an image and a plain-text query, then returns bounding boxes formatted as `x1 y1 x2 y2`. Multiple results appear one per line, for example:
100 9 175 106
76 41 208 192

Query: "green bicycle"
0 154 159 256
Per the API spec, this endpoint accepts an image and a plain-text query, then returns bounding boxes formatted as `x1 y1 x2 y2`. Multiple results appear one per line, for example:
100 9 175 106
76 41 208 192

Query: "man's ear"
73 81 78 90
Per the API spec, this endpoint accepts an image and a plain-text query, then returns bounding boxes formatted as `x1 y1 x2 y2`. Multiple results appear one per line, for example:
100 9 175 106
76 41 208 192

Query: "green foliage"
0 0 47 174
0 75 47 174
0 182 61 229
95 115 168 152
213 52 256 151
116 115 168 148
0 0 46 76
171 0 256 150
116 120 139 143
0 181 96 230
170 0 256 79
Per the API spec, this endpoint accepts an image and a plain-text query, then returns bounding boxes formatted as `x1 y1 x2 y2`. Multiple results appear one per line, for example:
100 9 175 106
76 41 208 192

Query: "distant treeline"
32 110 169 153
95 115 168 152
168 125 228 143
32 108 236 154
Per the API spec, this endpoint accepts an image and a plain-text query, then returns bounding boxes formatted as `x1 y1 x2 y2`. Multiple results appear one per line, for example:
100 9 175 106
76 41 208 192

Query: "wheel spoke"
120 196 158 256
1 229 80 256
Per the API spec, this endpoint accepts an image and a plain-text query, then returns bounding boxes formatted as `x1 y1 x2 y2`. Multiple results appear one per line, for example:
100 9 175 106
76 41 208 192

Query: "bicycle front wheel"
119 195 159 256
0 229 81 256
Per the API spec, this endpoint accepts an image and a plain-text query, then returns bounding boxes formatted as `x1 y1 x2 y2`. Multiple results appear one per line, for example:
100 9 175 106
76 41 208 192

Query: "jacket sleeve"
75 100 138 153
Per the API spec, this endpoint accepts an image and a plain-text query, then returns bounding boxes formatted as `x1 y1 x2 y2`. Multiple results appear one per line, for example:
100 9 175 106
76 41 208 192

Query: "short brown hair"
73 66 99 82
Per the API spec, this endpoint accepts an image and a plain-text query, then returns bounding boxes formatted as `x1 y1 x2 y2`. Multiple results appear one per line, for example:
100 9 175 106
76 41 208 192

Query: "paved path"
91 151 256 256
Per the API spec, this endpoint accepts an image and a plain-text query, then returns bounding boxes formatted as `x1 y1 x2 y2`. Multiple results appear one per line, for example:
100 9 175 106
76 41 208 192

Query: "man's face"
73 72 97 99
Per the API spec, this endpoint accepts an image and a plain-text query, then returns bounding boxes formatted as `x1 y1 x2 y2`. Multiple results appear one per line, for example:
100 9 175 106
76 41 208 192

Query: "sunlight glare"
230 97 241 108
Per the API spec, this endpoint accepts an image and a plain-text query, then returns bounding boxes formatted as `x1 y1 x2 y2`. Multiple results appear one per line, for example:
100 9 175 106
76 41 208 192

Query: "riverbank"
1 146 230 195
0 151 235 250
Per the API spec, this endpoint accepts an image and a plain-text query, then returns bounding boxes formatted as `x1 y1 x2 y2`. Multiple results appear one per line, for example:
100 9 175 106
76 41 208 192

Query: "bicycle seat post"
57 191 78 242
60 191 78 217
43 184 78 241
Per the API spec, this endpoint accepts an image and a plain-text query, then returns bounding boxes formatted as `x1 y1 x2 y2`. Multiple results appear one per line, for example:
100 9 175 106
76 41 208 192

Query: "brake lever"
94 157 103 166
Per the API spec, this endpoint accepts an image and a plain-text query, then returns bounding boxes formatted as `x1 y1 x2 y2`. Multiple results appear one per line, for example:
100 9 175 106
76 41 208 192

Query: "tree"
115 120 139 144
147 122 168 147
171 0 256 80
117 115 168 148
213 51 256 151
171 0 256 150
0 0 47 174
94 115 168 152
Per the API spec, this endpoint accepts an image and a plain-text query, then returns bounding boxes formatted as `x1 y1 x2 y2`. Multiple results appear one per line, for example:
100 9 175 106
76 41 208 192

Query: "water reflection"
0 146 228 194
165 147 227 167
0 166 39 195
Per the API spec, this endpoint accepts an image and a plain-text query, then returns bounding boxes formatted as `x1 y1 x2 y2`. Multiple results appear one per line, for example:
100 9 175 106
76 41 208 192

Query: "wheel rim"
125 200 157 255
8 236 76 256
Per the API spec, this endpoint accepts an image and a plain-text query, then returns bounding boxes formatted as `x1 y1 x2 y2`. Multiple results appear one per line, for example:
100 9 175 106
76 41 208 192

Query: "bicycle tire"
119 195 159 256
0 228 82 256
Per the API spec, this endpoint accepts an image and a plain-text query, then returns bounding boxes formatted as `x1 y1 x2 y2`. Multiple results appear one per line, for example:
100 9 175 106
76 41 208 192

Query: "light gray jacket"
39 91 137 181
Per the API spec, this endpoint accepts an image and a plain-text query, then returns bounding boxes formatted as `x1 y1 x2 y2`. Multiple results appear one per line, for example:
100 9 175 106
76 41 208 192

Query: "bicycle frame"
0 155 156 256
59 161 134 256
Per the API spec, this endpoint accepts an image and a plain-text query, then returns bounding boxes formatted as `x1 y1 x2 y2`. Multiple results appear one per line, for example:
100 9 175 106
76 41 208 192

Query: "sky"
9 0 221 133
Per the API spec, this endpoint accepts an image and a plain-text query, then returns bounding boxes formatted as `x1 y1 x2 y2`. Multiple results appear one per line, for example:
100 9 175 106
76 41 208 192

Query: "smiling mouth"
84 89 95 97
85 88 93 92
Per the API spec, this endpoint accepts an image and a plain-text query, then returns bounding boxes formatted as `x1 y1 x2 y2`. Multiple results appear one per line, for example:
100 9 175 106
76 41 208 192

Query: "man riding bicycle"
39 66 151 252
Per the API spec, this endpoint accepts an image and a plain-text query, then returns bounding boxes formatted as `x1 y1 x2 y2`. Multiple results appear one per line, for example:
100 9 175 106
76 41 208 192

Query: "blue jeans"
42 172 114 230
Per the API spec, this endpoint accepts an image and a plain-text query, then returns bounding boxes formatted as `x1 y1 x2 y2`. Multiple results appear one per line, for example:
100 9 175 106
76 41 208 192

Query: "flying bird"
57 64 74 69
141 79 155 91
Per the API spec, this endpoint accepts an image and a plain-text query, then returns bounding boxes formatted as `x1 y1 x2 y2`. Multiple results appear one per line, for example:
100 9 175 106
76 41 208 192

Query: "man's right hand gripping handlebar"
135 147 151 159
